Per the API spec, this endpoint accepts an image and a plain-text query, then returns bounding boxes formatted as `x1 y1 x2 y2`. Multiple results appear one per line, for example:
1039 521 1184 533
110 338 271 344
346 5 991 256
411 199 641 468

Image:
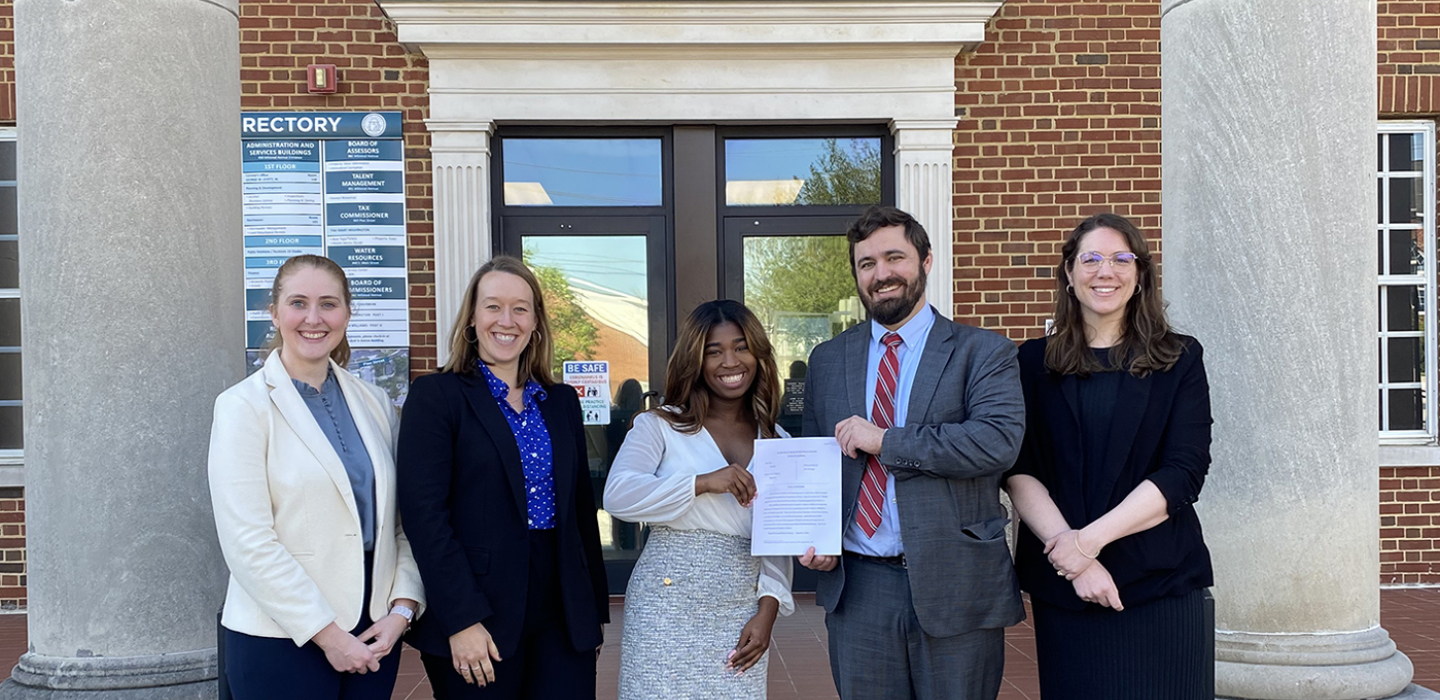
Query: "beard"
861 270 927 326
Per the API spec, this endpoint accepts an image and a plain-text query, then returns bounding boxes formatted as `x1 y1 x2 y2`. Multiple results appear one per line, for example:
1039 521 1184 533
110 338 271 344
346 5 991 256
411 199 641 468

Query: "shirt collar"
870 304 935 350
291 367 337 397
476 361 547 403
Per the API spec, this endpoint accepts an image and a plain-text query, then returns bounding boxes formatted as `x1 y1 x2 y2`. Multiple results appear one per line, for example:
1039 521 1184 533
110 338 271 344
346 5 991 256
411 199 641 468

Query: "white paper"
750 437 843 557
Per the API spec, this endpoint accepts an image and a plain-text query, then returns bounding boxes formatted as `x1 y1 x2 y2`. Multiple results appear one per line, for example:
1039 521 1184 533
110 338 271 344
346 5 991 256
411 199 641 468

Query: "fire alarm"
307 64 338 94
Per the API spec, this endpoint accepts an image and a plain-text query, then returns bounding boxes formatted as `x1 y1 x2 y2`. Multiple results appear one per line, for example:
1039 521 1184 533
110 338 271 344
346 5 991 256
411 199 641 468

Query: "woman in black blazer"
397 256 609 699
1004 213 1213 700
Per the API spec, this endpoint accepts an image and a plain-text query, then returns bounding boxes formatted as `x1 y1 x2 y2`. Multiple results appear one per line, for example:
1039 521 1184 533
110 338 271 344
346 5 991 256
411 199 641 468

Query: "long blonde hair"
266 254 352 367
440 256 557 386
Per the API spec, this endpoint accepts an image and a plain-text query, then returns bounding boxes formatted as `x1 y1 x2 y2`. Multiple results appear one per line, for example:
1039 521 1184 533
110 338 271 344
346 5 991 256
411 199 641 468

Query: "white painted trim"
0 465 23 487
1379 444 1440 467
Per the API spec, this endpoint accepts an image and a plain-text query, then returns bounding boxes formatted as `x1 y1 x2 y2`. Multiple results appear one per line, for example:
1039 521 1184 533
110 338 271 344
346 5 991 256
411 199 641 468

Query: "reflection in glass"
1389 176 1424 225
0 239 15 289
1389 388 1425 431
1384 228 1425 276
1388 337 1424 383
0 188 15 237
522 235 650 562
725 138 882 206
1383 285 1423 332
0 299 16 348
742 235 862 434
0 353 16 402
0 406 17 450
1388 133 1423 173
502 139 662 207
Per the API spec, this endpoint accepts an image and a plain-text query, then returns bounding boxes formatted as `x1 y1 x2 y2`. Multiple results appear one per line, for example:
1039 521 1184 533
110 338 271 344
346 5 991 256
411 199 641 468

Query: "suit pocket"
960 516 1010 541
464 547 490 576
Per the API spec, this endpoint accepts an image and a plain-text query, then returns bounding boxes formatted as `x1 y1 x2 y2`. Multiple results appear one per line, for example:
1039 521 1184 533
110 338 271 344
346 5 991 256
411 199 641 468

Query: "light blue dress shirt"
842 305 936 557
293 370 376 551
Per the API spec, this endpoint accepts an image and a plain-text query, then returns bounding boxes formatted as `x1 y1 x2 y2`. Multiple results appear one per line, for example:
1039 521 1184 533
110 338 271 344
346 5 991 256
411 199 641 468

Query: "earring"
1066 284 1074 296
463 326 478 344
531 330 543 344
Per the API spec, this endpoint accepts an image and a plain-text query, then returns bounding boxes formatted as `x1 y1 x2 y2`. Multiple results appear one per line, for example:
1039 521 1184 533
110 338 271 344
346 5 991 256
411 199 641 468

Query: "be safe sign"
563 361 611 426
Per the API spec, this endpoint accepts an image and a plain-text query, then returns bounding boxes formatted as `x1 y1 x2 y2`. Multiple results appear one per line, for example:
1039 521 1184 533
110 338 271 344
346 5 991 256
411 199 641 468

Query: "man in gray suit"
799 205 1026 700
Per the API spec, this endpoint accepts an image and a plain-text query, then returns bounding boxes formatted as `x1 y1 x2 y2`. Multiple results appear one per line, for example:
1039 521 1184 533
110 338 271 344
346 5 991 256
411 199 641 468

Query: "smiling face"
1068 226 1139 334
470 270 537 375
702 321 758 403
271 265 351 370
853 224 932 329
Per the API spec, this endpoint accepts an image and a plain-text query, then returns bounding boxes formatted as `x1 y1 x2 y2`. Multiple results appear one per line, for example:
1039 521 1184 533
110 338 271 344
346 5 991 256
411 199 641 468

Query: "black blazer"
397 371 609 658
1007 334 1213 610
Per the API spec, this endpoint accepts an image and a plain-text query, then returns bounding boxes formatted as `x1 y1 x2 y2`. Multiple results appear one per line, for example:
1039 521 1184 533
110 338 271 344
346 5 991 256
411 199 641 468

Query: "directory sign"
241 112 410 406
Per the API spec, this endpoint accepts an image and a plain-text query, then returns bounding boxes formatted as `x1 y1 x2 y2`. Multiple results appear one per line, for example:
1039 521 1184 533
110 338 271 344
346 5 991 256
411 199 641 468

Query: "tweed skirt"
618 526 768 699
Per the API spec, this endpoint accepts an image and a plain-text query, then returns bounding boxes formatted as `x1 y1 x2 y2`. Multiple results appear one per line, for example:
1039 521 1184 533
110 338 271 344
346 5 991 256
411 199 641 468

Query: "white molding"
0 464 23 487
892 120 959 317
427 121 496 365
1379 444 1440 468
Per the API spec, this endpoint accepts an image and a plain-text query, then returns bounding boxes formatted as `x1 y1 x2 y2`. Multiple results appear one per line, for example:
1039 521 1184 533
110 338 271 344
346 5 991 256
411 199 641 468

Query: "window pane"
0 141 14 182
0 299 16 347
501 139 662 207
1388 177 1424 226
0 239 13 289
1384 285 1422 332
0 406 17 450
0 353 17 402
0 188 15 237
1385 228 1425 276
725 137 882 206
1388 337 1424 383
1389 388 1425 431
1389 133 1424 173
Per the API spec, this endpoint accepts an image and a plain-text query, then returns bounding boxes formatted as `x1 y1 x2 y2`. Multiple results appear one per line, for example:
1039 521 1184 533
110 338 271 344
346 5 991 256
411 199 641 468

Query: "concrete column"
892 120 957 317
427 120 495 365
1161 1 1423 698
6 0 241 697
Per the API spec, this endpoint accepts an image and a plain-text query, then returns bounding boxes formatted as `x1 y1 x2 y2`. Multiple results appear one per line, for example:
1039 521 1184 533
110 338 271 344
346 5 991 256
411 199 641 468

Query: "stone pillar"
893 120 957 317
1161 1 1421 698
5 0 241 697
428 120 495 365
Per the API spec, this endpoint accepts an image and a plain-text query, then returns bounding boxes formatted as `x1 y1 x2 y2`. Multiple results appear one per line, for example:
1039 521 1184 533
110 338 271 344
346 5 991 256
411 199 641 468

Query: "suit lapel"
1092 371 1151 516
906 312 954 422
1059 372 1082 431
263 354 361 529
845 326 869 420
457 374 529 519
333 364 393 534
540 389 576 527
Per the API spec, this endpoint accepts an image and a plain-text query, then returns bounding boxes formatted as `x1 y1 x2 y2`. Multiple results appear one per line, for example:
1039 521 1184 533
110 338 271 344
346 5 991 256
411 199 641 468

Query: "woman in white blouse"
604 299 794 699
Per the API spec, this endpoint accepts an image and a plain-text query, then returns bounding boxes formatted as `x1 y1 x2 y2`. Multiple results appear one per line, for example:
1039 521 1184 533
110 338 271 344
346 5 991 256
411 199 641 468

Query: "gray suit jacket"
802 309 1026 637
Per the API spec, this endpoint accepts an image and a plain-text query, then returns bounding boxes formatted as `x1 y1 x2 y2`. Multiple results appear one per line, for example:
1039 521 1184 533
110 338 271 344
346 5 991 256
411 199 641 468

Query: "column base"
0 649 215 699
1217 627 1414 700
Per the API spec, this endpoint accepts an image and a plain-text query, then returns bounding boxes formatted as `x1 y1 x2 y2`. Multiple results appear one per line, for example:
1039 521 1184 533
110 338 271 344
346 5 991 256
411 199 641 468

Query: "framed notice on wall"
240 112 410 407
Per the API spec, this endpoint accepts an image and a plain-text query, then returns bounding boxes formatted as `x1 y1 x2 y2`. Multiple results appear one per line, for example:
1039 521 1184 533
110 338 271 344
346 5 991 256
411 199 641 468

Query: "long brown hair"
440 256 556 386
1046 213 1183 377
654 300 781 438
266 254 352 367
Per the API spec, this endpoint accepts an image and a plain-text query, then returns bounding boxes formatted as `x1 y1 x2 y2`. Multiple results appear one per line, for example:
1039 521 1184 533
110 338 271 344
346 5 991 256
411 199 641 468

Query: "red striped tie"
857 332 902 538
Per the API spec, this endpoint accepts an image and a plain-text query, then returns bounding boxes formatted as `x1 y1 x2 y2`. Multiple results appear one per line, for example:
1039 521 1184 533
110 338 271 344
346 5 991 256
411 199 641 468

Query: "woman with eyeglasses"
1003 213 1214 699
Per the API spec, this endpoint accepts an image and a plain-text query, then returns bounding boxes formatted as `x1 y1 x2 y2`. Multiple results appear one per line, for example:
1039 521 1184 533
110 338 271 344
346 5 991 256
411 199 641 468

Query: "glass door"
499 215 670 591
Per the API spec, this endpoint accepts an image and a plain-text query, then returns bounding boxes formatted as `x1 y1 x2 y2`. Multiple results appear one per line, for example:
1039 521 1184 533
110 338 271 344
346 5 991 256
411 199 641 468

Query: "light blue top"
293 370 376 551
843 304 936 558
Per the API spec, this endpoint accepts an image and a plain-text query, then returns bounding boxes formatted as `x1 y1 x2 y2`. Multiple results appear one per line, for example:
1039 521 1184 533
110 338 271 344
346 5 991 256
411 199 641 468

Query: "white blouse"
603 410 795 616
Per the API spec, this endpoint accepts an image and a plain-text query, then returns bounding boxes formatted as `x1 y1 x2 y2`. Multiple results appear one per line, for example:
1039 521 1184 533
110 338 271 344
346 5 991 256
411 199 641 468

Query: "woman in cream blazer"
209 255 424 700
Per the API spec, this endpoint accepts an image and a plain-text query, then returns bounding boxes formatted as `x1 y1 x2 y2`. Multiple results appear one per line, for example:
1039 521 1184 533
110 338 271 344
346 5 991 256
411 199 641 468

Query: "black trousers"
421 529 597 700
225 552 401 700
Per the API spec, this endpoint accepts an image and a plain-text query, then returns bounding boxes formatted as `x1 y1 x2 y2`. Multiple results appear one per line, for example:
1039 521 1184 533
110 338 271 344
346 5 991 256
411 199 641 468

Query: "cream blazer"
208 350 425 646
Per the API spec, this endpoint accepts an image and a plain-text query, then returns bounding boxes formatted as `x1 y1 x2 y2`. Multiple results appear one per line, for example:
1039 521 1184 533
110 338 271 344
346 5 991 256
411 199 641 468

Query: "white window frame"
1378 120 1437 445
0 126 18 467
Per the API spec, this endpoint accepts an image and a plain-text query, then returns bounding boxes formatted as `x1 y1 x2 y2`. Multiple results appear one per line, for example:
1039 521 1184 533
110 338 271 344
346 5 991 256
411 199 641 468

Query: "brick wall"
240 0 439 373
0 488 23 609
1382 467 1440 585
1378 1 1440 114
0 0 12 125
951 0 1163 342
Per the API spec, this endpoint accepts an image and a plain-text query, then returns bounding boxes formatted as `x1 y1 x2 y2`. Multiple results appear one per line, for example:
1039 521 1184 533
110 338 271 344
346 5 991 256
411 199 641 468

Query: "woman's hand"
358 615 408 660
449 622 502 686
1045 529 1098 580
728 598 779 673
696 464 757 506
1071 560 1124 611
312 623 380 674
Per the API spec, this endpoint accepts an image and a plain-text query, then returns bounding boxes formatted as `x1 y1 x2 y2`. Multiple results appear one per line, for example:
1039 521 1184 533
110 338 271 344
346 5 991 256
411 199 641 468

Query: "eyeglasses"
1075 251 1137 271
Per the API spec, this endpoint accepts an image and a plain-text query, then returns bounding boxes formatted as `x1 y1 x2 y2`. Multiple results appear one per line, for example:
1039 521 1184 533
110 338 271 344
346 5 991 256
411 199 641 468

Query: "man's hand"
835 416 885 459
449 622 502 686
799 546 838 572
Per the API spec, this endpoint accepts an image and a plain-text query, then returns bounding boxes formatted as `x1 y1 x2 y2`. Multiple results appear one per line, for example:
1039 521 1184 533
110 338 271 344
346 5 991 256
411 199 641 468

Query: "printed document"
750 437 842 556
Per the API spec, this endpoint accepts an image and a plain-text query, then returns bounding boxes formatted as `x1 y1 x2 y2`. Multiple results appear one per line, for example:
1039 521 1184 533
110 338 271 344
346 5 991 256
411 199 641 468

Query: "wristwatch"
389 604 415 625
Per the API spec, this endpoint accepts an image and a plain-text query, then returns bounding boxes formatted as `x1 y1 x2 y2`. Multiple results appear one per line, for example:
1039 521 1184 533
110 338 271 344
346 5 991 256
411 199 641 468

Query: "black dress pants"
421 529 597 700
